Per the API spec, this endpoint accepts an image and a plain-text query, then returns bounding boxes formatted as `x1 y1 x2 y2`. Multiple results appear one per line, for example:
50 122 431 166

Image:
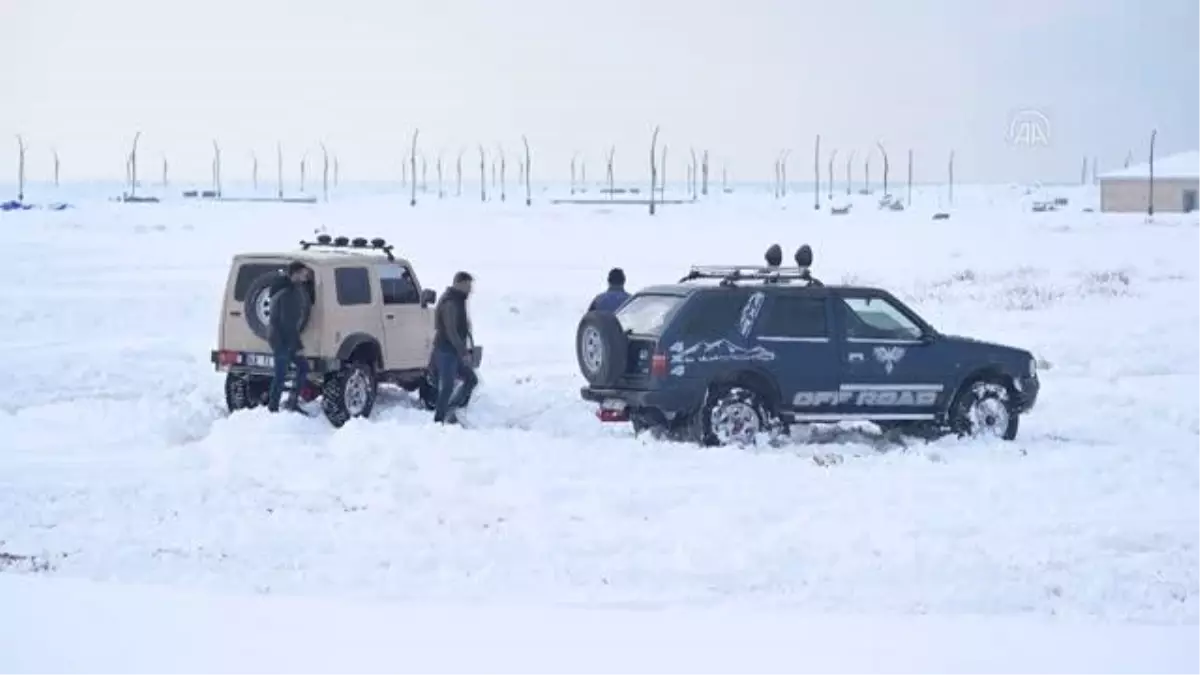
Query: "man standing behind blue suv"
588 268 630 312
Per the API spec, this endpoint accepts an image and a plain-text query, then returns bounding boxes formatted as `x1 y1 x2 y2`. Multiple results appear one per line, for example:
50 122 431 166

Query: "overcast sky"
1 0 1196 184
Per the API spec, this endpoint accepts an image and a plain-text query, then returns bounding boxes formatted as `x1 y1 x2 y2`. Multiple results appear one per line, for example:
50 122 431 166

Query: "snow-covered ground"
2 574 1195 673
0 182 1196 671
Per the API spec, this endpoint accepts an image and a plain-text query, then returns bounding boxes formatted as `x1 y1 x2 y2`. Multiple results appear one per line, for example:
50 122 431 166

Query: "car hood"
940 333 1033 360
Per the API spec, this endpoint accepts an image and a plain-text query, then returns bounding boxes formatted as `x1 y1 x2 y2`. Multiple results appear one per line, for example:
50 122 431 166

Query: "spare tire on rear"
576 311 628 386
243 271 311 341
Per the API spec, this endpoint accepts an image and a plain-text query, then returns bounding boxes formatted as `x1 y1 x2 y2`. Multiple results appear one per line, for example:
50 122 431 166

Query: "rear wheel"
418 370 475 411
224 372 269 412
949 377 1020 440
322 362 378 427
693 386 771 447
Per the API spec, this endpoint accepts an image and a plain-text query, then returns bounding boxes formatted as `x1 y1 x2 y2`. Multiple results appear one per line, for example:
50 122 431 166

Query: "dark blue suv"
576 245 1040 446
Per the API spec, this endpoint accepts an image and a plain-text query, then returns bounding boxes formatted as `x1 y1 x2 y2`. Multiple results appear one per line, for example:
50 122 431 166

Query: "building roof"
1098 150 1199 180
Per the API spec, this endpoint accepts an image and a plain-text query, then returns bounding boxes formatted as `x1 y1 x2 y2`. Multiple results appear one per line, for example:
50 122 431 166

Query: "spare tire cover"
575 311 629 386
242 272 311 341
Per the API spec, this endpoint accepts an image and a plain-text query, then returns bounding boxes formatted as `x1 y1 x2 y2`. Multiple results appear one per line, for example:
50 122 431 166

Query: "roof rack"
677 265 823 287
678 243 823 287
299 233 395 261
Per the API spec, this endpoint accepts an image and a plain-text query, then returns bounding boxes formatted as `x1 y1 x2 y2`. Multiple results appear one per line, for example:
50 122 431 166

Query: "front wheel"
322 362 378 428
949 378 1020 440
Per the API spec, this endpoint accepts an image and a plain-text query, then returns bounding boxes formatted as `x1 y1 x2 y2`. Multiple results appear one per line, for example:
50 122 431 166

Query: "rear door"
612 293 687 383
662 288 755 381
222 258 285 353
377 263 432 370
752 289 846 420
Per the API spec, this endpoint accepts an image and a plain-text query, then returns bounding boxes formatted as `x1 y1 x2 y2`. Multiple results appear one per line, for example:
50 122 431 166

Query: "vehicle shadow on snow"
367 383 969 464
221 383 1030 469
628 421 1031 466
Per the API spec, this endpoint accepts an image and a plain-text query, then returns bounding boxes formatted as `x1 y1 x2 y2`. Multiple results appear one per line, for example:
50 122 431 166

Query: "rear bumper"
211 350 335 376
580 385 703 415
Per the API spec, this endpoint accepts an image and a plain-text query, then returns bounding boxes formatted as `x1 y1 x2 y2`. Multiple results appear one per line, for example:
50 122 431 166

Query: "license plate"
600 399 627 412
245 353 274 368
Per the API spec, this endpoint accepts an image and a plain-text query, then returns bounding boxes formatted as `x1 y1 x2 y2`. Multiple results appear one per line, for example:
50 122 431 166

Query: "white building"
1097 150 1199 213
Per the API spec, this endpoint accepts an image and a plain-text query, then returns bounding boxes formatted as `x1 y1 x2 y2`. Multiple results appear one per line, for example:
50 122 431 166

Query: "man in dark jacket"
266 261 312 412
588 267 630 312
431 271 479 424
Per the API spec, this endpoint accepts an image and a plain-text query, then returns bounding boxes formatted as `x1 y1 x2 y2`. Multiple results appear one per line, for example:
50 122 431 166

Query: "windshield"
615 294 684 335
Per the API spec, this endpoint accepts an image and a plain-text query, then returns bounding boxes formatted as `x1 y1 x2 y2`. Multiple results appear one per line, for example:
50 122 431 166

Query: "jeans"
433 345 478 423
267 345 309 411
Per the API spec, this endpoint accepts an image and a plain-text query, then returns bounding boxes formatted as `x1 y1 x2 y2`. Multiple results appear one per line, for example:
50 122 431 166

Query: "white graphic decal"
792 388 939 407
669 339 776 365
670 365 686 377
873 346 906 374
738 291 766 338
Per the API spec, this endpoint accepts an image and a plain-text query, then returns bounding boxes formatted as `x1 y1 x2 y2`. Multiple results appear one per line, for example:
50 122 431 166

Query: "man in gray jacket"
266 261 312 412
431 271 478 424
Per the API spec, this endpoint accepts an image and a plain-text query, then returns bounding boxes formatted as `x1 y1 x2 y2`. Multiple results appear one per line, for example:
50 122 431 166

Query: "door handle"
385 314 395 319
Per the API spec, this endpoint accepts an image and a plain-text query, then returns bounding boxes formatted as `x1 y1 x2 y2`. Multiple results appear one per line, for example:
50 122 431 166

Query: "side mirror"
420 288 437 307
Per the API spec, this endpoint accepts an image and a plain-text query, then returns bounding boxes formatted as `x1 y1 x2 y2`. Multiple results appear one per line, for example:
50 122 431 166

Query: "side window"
335 267 372 306
379 264 419 305
759 295 828 338
841 296 922 340
674 291 751 340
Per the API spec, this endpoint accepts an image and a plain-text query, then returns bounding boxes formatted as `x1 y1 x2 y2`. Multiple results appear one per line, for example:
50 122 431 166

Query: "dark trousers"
267 344 309 411
433 345 478 423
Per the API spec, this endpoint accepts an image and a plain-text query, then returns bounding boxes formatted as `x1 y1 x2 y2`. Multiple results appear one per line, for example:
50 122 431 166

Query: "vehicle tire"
948 376 1020 440
243 272 311 341
322 362 378 428
575 311 628 386
224 372 270 412
417 371 475 411
692 385 771 447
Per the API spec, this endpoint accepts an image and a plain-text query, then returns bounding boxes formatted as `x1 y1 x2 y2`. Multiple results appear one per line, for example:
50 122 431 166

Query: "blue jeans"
433 345 478 423
267 345 309 411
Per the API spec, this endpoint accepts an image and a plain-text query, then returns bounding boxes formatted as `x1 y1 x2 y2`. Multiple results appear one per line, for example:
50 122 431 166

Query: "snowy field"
0 181 1197 671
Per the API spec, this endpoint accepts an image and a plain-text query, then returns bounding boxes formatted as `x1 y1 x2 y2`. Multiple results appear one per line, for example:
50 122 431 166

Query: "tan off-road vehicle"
210 234 482 426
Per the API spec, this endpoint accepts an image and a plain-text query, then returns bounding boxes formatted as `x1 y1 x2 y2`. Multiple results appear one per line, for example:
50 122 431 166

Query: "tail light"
217 350 239 366
650 353 668 378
